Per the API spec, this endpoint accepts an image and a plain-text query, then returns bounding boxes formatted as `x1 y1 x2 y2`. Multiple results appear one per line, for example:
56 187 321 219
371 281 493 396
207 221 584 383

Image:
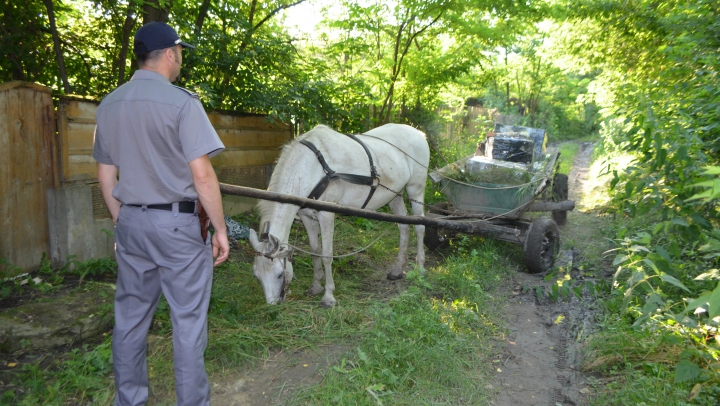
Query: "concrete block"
48 184 115 268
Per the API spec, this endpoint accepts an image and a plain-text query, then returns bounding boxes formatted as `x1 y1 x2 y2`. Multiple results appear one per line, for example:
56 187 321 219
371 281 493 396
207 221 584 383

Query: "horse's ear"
267 234 280 255
249 229 262 251
277 244 291 258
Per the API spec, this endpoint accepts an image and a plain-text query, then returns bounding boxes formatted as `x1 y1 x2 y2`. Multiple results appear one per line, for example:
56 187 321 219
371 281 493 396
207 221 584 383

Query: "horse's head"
249 228 294 304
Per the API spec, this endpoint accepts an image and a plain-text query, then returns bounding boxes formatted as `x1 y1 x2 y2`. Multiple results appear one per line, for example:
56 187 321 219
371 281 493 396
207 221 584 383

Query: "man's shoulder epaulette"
170 85 198 98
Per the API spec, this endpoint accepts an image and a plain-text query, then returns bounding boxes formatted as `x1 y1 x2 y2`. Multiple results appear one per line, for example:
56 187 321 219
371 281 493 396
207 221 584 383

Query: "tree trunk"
376 12 442 127
117 3 137 86
218 0 306 105
142 0 172 24
194 0 212 38
43 0 71 94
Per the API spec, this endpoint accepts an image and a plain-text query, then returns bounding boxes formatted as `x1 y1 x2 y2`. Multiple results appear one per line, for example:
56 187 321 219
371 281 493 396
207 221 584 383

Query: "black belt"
126 201 196 213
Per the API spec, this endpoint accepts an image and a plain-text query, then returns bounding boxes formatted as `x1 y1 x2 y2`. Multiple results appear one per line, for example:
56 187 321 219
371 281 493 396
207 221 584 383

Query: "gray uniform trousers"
113 204 213 406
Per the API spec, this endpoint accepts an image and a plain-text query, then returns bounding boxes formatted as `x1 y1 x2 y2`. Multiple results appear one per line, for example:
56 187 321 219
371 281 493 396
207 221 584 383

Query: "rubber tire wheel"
523 218 560 274
424 226 449 250
551 173 569 226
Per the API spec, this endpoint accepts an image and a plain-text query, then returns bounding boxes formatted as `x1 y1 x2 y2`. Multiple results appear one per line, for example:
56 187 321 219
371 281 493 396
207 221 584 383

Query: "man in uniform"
93 22 229 406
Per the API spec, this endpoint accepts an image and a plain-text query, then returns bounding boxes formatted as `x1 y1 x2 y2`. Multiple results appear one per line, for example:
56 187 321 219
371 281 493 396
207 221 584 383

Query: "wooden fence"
0 81 293 274
0 82 56 274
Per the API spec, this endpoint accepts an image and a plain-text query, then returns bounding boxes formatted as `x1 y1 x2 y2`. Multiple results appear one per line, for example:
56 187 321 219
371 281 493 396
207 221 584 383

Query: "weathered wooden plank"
66 122 95 152
217 165 269 189
56 100 72 181
0 81 52 93
55 97 290 182
67 117 96 124
0 84 53 273
217 129 292 149
61 99 99 122
66 154 97 180
207 112 290 131
57 99 97 182
218 183 523 237
210 150 281 167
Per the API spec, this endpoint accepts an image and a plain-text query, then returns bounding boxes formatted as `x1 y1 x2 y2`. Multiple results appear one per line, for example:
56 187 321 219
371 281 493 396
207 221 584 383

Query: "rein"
299 133 380 209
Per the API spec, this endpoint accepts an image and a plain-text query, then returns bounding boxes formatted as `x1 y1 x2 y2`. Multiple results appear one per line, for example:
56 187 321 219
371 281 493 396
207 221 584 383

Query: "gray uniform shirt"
93 70 224 205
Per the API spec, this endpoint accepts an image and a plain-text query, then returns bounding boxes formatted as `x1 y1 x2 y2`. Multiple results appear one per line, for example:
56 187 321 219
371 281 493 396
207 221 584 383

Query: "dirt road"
490 142 600 406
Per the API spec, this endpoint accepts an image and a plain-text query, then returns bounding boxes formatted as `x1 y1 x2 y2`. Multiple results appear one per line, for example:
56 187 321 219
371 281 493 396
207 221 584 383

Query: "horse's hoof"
387 272 404 280
319 300 335 308
305 287 323 296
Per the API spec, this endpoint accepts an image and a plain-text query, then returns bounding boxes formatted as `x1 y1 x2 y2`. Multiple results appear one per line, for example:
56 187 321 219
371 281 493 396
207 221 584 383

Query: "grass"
556 142 580 175
582 315 720 406
1 211 522 405
286 237 517 405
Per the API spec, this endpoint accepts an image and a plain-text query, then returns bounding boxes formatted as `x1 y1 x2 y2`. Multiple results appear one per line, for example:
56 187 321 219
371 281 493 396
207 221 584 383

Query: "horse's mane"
256 124 335 219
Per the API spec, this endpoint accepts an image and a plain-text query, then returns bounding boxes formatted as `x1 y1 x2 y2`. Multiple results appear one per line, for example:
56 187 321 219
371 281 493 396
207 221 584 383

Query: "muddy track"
490 142 598 406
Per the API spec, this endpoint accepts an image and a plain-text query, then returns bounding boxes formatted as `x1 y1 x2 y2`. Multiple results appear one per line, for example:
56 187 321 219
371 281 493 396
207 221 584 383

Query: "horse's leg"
317 210 337 307
387 195 410 280
298 209 324 296
407 192 426 270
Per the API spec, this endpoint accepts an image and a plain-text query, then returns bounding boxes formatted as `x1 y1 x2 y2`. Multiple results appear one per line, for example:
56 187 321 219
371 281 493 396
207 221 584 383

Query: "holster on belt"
197 200 210 241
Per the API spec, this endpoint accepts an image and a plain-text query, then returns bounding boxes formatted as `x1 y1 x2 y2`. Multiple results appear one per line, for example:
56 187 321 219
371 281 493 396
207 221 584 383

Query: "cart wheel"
523 218 560 273
424 226 450 250
552 173 569 226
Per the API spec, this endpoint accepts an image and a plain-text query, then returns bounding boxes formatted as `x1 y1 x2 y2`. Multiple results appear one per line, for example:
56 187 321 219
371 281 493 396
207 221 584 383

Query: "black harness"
300 133 380 209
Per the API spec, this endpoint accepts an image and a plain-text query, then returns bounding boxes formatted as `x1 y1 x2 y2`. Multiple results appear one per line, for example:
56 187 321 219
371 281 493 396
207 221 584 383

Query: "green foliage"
461 32 602 141
1 339 115 404
0 255 58 299
0 0 55 84
1 0 557 134
0 254 117 304
550 0 720 399
587 362 720 406
71 257 118 285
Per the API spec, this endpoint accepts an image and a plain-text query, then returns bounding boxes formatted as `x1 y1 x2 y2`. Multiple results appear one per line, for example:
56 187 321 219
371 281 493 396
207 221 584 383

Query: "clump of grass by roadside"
0 252 118 307
0 337 116 405
588 365 720 406
286 236 518 405
583 314 720 406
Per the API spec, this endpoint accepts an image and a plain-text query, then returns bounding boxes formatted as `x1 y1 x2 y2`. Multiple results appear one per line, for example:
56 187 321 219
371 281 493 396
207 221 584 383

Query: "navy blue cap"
133 22 195 54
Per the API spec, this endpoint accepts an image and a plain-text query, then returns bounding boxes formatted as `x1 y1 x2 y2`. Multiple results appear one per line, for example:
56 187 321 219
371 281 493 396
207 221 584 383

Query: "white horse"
248 124 430 307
